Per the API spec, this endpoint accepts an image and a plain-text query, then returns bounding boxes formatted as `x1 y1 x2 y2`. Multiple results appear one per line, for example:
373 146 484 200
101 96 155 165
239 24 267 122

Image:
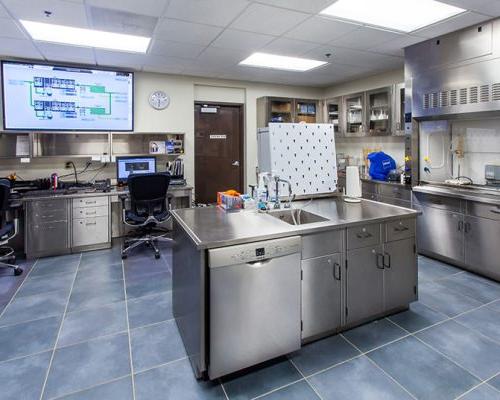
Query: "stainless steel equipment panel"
301 230 343 259
413 191 462 212
208 236 301 379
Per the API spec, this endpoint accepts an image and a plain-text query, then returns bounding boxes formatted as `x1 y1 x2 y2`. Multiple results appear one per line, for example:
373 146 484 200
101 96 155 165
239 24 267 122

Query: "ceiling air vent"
469 86 478 103
480 85 489 102
440 91 449 107
450 89 458 106
459 88 468 104
492 83 500 101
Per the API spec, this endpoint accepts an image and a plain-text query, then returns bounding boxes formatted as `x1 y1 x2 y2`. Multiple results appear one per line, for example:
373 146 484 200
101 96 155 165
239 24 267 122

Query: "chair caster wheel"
121 254 127 260
155 253 160 260
14 268 23 276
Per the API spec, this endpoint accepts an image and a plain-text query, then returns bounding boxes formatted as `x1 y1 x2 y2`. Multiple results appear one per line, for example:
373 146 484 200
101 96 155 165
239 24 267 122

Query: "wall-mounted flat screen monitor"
1 60 134 131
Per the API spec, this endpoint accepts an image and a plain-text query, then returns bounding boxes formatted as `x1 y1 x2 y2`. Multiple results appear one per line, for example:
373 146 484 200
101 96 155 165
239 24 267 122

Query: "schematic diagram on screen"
26 76 126 121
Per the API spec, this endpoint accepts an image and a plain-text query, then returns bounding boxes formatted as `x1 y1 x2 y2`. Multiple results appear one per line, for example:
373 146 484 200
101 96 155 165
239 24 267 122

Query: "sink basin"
267 209 328 225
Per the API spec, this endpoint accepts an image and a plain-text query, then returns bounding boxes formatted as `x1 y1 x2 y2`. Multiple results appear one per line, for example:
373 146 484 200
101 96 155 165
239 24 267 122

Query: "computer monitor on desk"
116 156 157 184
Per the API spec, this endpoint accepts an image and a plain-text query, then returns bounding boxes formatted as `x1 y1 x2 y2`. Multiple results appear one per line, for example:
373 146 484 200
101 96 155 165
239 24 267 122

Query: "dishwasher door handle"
246 259 272 267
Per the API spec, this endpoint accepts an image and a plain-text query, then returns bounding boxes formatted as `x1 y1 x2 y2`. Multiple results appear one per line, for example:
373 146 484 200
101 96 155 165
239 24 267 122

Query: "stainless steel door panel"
386 219 416 242
464 216 500 281
301 253 342 339
362 181 377 194
416 206 464 263
28 221 69 254
301 230 343 259
346 245 384 325
347 223 381 250
384 238 417 311
209 245 301 379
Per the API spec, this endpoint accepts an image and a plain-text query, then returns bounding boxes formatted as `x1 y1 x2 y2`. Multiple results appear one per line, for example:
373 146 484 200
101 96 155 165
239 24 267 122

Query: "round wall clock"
149 90 170 110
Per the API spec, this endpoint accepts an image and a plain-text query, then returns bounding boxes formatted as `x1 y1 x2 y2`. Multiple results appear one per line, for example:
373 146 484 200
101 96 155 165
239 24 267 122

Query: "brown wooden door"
195 103 243 204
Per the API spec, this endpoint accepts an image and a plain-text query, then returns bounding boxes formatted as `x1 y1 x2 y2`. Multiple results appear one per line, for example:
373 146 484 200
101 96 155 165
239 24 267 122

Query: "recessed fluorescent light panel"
239 53 327 72
20 20 151 53
320 0 465 33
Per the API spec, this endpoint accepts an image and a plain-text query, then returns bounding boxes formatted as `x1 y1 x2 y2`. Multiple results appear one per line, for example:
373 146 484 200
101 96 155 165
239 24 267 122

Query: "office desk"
20 186 192 259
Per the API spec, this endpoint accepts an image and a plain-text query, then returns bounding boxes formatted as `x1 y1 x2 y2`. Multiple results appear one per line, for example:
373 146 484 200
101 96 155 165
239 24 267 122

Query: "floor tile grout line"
39 253 83 400
0 348 55 367
387 316 491 388
454 381 491 400
0 258 39 320
218 378 230 400
419 269 466 284
249 377 306 400
46 374 132 400
485 374 500 395
451 317 500 347
339 333 418 400
121 258 137 400
287 357 324 400
0 311 67 330
132 355 188 375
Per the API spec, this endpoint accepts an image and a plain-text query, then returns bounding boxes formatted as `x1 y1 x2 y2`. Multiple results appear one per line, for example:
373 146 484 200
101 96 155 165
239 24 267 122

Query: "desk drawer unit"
347 224 381 250
73 196 109 208
72 216 110 247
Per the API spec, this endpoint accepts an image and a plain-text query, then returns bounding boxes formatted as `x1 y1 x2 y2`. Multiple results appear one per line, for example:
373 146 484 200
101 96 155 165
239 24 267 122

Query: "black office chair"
0 179 23 276
120 173 173 259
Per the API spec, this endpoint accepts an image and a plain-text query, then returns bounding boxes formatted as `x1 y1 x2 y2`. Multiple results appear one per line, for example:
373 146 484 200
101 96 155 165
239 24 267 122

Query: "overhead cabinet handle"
333 262 341 280
490 209 500 214
383 252 391 268
376 253 385 269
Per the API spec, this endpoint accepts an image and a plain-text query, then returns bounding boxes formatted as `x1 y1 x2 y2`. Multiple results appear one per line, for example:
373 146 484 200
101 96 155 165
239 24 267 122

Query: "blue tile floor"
0 249 499 400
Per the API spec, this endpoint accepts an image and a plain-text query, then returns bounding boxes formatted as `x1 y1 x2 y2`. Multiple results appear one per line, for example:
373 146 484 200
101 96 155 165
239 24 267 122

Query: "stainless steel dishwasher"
208 236 302 379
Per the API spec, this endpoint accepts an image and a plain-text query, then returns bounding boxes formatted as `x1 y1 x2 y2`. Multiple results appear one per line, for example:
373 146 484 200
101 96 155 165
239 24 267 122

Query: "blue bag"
367 152 396 181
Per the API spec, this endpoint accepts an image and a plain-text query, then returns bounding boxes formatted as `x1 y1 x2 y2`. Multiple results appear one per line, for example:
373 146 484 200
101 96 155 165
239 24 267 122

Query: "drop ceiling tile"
2 0 89 28
165 0 250 27
149 39 205 59
285 16 359 44
0 37 44 59
250 0 337 14
142 65 185 75
94 49 146 69
230 3 309 36
440 0 500 16
37 42 96 64
156 19 223 46
193 47 251 69
330 26 404 51
413 11 491 38
0 3 10 18
85 0 169 17
211 29 275 51
88 6 158 36
262 37 320 56
0 18 27 39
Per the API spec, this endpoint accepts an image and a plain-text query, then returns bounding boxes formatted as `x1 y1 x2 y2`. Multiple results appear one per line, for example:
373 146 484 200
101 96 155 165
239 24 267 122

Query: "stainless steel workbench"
171 196 418 250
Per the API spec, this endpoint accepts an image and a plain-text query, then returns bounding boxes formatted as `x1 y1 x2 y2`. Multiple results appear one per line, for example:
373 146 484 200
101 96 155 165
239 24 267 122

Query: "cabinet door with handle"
464 216 500 281
384 238 417 311
346 245 384 325
301 253 342 339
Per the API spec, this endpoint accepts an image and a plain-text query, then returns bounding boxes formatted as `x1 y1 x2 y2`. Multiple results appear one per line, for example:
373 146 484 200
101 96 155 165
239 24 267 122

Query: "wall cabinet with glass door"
325 97 343 138
366 87 392 136
344 93 365 136
257 97 320 127
393 82 406 136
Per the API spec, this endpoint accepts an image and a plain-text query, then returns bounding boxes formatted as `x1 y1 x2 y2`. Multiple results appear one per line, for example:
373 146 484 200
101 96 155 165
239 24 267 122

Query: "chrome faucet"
273 176 293 209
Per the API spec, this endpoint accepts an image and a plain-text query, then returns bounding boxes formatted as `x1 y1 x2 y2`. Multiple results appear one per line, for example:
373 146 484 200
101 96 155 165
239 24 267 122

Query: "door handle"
464 222 471 233
383 252 391 268
376 253 385 269
333 262 341 281
458 220 464 231
232 161 240 167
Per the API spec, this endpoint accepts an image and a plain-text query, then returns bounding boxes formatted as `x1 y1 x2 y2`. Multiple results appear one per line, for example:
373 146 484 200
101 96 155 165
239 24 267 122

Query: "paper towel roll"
345 166 361 202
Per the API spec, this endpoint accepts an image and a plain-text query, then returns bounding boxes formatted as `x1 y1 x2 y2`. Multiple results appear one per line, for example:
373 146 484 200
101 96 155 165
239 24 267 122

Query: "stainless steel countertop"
19 185 193 202
413 184 500 205
172 196 419 250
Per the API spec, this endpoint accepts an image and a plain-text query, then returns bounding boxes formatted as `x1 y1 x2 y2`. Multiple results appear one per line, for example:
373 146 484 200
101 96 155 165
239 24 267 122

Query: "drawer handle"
394 225 409 232
490 209 500 214
464 222 471 233
356 232 373 239
383 252 391 268
86 211 97 215
458 221 463 232
85 201 97 205
85 222 97 226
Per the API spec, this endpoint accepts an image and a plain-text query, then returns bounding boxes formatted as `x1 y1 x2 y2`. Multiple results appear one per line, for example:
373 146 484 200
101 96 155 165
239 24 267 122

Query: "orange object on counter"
217 190 243 210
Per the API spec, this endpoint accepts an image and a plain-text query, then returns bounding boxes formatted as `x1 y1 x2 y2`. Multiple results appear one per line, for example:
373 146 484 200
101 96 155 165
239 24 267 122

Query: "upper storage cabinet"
257 97 319 127
367 87 392 136
325 98 343 137
393 83 406 136
344 93 365 136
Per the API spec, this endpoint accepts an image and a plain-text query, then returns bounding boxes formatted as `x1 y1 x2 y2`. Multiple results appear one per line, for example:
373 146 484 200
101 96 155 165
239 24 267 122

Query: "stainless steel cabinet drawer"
28 221 69 253
72 216 109 247
73 197 109 208
386 218 416 242
467 202 500 221
347 224 381 250
29 200 68 221
379 185 411 201
302 230 343 259
72 205 109 219
413 192 462 212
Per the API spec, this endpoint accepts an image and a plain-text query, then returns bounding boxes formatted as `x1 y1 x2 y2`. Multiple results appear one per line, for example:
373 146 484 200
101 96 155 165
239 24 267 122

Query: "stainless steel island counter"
171 196 419 380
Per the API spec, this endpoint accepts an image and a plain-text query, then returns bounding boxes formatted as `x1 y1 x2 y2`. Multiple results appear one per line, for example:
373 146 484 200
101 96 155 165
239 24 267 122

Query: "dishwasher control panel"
209 236 301 268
